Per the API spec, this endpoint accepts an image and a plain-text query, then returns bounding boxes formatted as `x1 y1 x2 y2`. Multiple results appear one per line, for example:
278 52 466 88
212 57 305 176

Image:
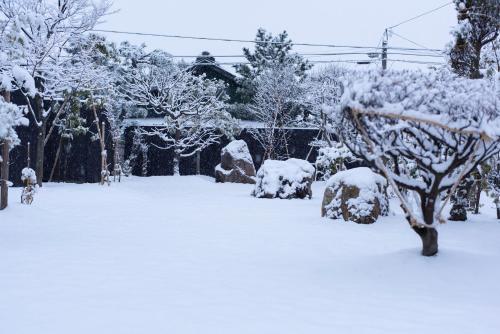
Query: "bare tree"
250 63 304 160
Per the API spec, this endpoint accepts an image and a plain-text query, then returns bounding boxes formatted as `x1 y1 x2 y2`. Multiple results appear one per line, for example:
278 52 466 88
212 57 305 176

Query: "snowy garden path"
1 176 499 334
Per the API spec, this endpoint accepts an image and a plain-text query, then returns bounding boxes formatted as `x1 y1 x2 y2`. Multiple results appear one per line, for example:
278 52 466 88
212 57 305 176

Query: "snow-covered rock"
215 140 256 184
252 158 315 199
322 167 388 224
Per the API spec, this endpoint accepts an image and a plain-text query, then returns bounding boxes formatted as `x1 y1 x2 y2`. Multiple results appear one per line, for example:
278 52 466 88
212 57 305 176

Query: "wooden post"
101 121 107 185
1 91 11 210
196 150 201 175
0 139 9 210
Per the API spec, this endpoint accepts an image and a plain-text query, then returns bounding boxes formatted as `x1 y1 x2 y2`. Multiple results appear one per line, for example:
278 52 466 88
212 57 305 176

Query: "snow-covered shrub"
322 167 388 224
215 140 256 184
315 143 355 181
252 158 315 199
339 69 500 256
21 167 37 205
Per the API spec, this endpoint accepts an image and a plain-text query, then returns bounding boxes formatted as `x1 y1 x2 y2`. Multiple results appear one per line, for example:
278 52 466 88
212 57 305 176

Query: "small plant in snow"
21 167 37 205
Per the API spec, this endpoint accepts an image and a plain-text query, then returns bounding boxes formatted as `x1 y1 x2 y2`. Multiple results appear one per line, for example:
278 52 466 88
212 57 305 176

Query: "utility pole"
382 29 388 71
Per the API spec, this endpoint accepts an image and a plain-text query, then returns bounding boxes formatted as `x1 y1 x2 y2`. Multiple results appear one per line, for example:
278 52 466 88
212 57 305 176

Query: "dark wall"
9 93 115 186
124 127 320 177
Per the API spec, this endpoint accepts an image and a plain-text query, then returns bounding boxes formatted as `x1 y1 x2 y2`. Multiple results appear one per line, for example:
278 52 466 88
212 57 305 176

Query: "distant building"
190 51 240 103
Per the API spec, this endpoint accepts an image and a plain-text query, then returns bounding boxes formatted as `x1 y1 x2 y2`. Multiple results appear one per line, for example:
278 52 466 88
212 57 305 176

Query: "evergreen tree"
234 28 312 104
448 0 499 78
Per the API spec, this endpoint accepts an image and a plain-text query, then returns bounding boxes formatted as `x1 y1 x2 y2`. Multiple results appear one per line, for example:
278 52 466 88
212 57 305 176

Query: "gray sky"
98 0 457 70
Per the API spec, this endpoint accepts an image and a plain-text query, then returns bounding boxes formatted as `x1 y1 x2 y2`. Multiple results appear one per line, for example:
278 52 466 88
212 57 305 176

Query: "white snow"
222 140 252 163
1 176 500 334
20 167 37 184
11 65 36 96
0 97 29 145
326 167 386 189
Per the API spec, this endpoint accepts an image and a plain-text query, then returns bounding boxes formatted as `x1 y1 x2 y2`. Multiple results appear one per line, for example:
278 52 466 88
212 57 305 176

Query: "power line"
192 59 444 66
388 30 443 55
387 1 453 30
91 28 444 52
172 51 444 58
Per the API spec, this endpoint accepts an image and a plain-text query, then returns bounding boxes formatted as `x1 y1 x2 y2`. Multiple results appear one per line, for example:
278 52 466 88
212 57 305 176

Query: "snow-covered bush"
339 69 500 256
252 158 315 199
322 167 388 224
315 143 355 181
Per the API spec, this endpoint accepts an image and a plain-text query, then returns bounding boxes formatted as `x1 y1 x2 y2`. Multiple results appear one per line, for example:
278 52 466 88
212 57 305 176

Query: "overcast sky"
98 0 457 70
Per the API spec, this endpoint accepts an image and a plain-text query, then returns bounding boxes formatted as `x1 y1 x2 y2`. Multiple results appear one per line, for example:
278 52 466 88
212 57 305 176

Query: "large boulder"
321 167 388 224
252 159 315 199
215 140 256 184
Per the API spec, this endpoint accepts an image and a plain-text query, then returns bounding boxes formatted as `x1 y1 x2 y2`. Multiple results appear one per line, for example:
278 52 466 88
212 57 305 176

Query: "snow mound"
326 167 386 189
253 158 315 199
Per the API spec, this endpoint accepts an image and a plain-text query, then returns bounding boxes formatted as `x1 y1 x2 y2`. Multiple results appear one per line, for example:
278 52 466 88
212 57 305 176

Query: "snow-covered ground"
1 176 499 334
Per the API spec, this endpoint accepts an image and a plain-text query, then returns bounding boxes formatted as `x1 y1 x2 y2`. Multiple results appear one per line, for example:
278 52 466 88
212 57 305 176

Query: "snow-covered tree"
0 42 34 209
0 96 30 209
448 0 499 78
0 0 112 185
122 60 238 176
250 63 305 160
234 28 312 105
447 0 499 217
304 65 350 148
339 69 500 256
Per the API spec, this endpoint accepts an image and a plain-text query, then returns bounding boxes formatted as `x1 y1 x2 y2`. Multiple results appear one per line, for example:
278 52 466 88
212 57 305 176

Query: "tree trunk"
473 180 481 214
173 152 180 176
0 140 9 210
411 195 439 256
412 226 439 256
173 128 181 176
1 90 11 210
496 199 500 220
34 95 46 187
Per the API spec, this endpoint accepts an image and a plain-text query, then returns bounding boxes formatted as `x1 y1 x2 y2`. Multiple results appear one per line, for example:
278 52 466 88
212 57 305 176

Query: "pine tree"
448 0 499 79
234 28 312 105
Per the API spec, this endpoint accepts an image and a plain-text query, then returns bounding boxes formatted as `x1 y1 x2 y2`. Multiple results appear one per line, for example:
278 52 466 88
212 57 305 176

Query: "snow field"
1 176 499 334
